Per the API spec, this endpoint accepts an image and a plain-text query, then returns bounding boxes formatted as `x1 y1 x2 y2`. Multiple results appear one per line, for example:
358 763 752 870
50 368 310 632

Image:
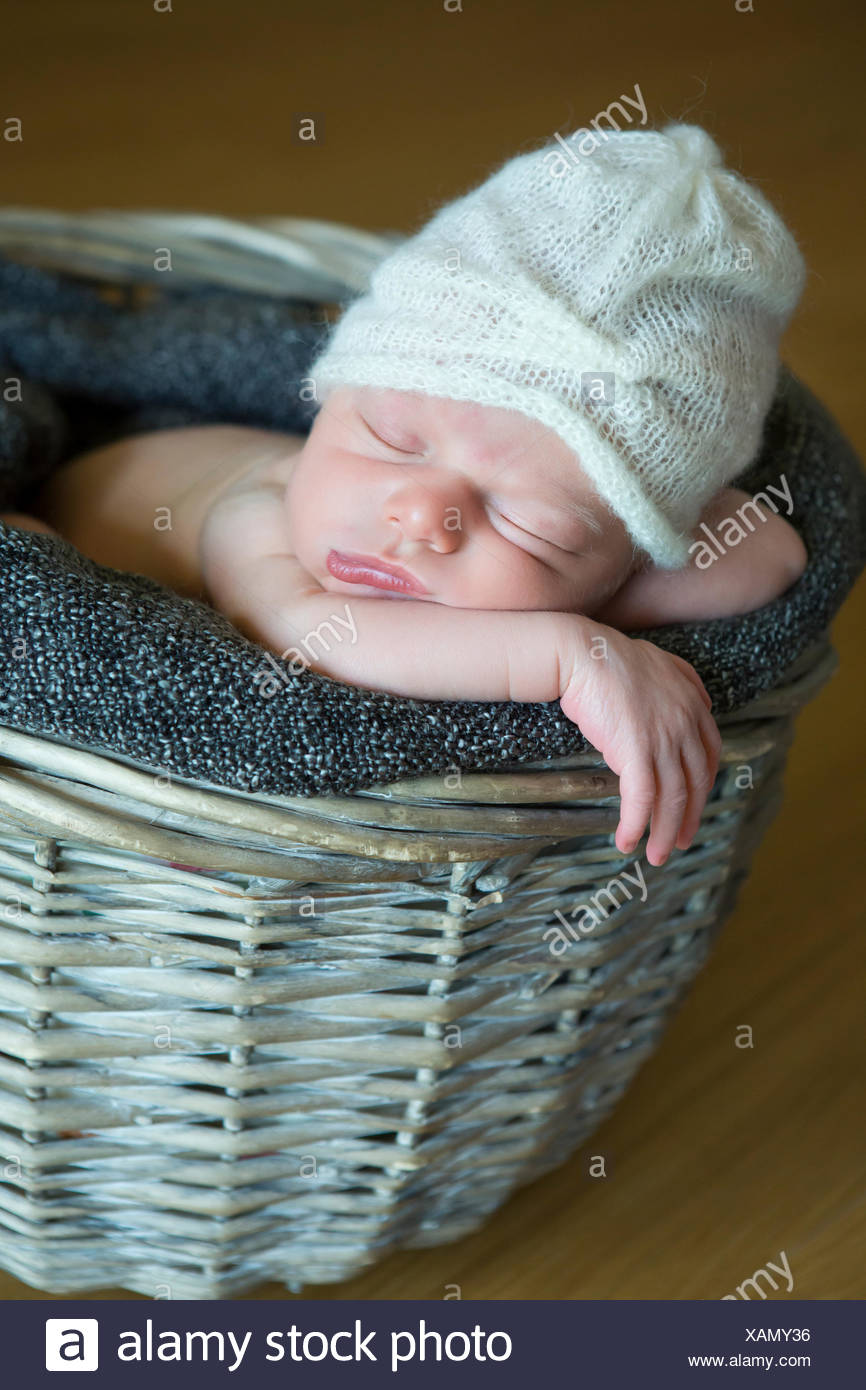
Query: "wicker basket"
0 212 841 1300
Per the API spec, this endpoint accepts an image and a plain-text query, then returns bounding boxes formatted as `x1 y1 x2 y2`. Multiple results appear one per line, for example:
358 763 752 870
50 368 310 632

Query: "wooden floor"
1 0 863 1300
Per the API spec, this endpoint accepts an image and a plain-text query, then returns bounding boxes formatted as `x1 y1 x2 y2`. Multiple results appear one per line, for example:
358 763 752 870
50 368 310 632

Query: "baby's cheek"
284 469 319 554
566 550 633 616
282 480 300 547
600 553 638 603
467 556 561 612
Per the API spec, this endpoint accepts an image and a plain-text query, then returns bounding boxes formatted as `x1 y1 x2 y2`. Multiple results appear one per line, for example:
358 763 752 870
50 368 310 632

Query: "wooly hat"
307 122 807 567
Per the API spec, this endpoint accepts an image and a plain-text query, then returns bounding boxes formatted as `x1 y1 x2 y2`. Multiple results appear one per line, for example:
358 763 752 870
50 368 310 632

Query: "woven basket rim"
0 208 404 299
0 640 838 866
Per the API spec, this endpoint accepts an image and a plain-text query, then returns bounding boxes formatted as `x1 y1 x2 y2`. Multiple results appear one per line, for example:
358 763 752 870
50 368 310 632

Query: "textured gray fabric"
1 255 865 797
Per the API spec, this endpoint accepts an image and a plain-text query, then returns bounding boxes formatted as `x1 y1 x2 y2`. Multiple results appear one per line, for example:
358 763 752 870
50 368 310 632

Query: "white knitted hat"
308 122 807 567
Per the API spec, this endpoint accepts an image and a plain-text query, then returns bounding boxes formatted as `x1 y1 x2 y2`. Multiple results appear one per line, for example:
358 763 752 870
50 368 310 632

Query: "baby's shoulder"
196 429 302 543
201 476 291 562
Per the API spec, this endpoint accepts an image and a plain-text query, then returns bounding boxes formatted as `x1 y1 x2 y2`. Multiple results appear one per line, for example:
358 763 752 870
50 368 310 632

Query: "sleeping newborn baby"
2 122 808 869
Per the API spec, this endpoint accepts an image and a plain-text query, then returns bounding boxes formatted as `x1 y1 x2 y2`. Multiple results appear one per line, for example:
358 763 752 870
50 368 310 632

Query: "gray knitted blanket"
1 256 865 797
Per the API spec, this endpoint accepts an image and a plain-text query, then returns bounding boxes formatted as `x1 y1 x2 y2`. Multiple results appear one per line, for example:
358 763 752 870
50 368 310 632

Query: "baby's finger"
674 737 717 851
701 707 723 778
615 755 657 855
670 656 713 711
693 707 723 796
645 750 689 866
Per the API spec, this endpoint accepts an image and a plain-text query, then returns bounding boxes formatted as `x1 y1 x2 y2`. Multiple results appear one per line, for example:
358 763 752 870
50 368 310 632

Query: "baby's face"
285 385 640 613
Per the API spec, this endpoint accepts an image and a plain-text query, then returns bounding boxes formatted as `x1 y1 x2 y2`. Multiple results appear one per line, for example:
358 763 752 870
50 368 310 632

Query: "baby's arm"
210 548 577 704
210 548 720 867
595 488 808 629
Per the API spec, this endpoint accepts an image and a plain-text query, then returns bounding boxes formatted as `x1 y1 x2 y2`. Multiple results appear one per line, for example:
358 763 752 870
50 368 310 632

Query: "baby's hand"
558 622 722 866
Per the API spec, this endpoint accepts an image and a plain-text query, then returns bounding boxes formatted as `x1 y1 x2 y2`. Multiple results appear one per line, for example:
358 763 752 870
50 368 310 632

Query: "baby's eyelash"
491 507 547 546
360 417 422 456
493 507 584 555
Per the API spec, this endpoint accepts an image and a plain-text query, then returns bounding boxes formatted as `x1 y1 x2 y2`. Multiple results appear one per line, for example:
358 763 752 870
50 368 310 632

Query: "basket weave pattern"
0 643 835 1298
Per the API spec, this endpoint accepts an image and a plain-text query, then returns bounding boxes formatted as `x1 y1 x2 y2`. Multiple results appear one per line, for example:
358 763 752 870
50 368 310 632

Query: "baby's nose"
384 477 471 552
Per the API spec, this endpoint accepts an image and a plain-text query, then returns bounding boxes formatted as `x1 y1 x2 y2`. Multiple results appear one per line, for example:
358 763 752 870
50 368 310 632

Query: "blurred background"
1 0 863 1299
